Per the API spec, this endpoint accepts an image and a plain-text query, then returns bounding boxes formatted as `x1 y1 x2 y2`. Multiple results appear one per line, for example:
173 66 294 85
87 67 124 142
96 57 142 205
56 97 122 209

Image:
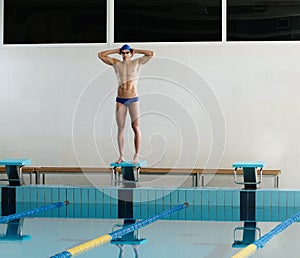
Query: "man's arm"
98 48 120 65
133 49 155 65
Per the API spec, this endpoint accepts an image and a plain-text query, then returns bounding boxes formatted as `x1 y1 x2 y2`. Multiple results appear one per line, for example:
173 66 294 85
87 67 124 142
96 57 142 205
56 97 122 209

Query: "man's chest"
116 62 141 77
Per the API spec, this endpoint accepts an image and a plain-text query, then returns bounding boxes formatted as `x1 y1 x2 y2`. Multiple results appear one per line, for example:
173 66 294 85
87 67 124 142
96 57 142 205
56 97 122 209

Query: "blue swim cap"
120 44 132 51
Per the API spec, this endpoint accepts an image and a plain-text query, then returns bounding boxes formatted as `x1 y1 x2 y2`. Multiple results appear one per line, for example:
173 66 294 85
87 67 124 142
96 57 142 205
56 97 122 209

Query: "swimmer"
98 45 154 164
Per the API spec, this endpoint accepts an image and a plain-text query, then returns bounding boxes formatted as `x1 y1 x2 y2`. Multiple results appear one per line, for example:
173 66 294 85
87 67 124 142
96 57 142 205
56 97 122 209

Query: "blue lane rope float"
232 210 300 258
51 202 189 258
0 201 69 224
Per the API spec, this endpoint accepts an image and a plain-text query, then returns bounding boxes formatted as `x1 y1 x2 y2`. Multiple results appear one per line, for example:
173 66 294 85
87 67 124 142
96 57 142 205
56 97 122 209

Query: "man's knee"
131 122 140 132
118 126 125 133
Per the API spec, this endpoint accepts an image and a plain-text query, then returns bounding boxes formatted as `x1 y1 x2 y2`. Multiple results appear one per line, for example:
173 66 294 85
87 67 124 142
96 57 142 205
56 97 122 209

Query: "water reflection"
111 219 146 258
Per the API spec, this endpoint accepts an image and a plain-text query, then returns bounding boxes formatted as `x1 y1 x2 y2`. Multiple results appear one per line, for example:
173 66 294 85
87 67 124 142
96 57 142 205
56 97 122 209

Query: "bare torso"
114 59 142 98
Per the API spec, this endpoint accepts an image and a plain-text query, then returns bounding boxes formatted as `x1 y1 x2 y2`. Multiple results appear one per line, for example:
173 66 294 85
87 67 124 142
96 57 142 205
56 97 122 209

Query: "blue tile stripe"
1 186 299 221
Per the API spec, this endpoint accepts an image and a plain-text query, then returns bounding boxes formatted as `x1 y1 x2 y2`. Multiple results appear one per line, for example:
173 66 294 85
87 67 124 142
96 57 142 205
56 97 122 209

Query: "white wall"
1 1 300 188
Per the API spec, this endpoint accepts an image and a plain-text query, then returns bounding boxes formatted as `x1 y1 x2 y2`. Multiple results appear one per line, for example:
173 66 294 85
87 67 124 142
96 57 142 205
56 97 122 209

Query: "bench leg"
200 174 204 187
35 171 40 184
192 174 196 187
274 175 279 188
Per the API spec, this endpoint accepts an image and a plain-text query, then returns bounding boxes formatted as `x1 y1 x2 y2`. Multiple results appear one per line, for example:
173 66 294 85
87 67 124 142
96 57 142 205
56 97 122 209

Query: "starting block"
110 160 147 184
0 159 31 186
232 162 264 189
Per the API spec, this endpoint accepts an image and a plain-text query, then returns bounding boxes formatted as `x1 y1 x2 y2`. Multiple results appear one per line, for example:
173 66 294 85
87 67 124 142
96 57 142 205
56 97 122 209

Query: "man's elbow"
148 50 155 57
98 52 103 59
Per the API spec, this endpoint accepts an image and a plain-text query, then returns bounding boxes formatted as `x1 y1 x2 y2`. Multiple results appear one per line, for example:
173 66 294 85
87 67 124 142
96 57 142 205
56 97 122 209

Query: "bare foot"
132 155 139 164
115 157 124 164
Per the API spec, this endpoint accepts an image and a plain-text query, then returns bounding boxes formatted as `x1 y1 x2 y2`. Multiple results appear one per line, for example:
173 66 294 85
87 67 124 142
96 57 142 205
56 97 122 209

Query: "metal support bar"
234 167 263 188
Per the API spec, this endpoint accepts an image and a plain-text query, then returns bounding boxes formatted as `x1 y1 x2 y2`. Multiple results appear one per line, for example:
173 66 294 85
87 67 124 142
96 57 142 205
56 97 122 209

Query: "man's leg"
116 103 127 163
129 102 141 164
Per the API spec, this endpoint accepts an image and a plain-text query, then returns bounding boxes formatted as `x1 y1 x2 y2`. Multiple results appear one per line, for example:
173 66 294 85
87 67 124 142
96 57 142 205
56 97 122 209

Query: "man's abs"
114 60 141 98
117 80 138 98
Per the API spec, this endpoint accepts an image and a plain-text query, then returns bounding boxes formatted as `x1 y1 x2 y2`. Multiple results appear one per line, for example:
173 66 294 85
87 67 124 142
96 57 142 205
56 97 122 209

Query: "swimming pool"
1 185 300 257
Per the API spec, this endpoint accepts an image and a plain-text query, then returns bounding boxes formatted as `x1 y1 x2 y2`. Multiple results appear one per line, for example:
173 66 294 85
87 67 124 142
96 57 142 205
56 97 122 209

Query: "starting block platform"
0 159 31 186
110 160 147 183
232 161 264 189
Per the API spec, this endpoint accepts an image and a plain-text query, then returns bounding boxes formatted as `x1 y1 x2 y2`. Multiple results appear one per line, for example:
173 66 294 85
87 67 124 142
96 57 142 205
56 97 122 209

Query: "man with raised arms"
98 44 154 164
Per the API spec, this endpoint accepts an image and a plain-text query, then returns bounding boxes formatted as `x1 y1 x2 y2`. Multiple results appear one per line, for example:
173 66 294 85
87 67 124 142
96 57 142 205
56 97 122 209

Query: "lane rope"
51 202 189 258
232 210 300 258
0 200 69 223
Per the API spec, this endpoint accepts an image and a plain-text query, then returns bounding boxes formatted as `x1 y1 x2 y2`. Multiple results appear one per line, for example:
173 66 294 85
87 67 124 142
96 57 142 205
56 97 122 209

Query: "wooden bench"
139 168 281 188
0 167 110 185
34 167 111 184
30 166 281 188
195 168 280 188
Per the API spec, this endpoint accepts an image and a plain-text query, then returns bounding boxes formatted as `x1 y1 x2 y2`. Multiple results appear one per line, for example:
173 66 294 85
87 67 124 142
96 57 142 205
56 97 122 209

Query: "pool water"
1 216 300 257
1 186 300 257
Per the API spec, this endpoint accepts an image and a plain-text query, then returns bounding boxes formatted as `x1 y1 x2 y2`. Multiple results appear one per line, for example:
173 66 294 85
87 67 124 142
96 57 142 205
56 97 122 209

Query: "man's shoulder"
131 58 144 66
134 55 153 65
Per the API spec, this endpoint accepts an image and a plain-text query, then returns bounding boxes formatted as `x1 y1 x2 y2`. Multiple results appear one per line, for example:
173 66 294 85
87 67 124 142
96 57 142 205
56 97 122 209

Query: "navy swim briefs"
116 96 139 107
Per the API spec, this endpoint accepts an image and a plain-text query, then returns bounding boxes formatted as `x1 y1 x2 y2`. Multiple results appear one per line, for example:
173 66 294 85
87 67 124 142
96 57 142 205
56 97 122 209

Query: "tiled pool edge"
1 186 300 221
